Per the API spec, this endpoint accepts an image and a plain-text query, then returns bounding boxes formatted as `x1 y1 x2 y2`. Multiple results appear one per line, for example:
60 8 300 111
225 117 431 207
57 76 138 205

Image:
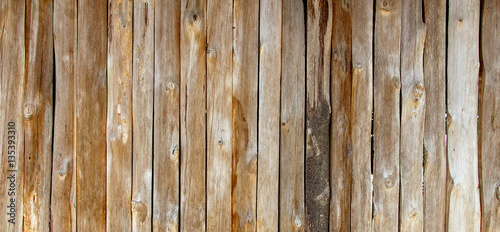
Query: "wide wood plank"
132 0 154 231
372 0 402 231
232 0 258 231
76 0 107 230
281 0 306 230
180 0 206 230
256 0 281 231
153 0 180 230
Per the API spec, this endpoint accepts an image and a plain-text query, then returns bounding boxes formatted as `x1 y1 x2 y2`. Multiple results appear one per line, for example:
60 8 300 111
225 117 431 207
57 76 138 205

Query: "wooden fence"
0 0 498 231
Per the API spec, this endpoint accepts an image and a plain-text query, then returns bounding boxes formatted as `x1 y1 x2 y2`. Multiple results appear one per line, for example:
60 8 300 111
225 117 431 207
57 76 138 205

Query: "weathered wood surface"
257 0 281 231
51 0 77 231
447 1 481 231
76 0 107 230
480 1 500 231
232 0 258 231
281 0 306 231
350 0 374 231
373 0 402 231
154 0 180 231
180 0 206 231
305 1 332 231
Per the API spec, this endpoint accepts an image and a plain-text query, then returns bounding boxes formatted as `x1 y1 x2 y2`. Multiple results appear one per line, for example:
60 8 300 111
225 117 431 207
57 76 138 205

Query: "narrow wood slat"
422 0 447 231
281 0 306 230
399 0 425 231
232 0 258 230
132 0 154 231
180 0 206 230
76 0 107 230
0 0 25 230
350 0 374 231
256 0 281 231
480 1 500 231
373 0 402 231
153 0 180 230
107 0 133 230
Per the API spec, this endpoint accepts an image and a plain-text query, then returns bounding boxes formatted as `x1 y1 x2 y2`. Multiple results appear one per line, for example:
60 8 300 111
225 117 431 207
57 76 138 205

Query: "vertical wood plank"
107 0 133 231
446 1 481 231
479 0 500 231
232 0 258 231
281 0 306 230
422 0 447 231
153 0 180 230
0 0 25 231
132 0 154 231
399 0 426 231
350 0 374 231
305 1 332 231
52 0 77 231
373 0 402 231
180 0 206 231
76 0 107 230
23 0 54 230
257 0 281 231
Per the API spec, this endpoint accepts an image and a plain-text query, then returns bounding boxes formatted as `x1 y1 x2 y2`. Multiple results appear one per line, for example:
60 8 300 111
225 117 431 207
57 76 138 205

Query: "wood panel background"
0 0 499 231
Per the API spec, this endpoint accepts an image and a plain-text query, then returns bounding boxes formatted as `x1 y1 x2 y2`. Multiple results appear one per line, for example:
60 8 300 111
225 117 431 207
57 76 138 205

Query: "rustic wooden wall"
0 0 498 231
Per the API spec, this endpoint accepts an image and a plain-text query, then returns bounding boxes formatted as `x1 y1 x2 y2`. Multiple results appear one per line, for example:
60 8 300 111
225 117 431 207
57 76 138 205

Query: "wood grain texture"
107 0 133 231
232 0 258 230
0 0 25 231
446 1 481 231
350 0 374 231
479 1 500 231
281 0 306 231
132 0 154 231
373 0 402 231
154 0 180 230
76 0 107 230
256 0 281 231
305 1 332 231
180 0 206 230
330 0 351 231
399 0 426 231
23 0 54 231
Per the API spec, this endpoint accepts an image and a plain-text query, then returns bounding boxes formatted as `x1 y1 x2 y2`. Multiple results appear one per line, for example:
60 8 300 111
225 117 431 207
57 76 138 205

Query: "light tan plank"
76 0 107 230
281 0 306 230
132 0 154 231
373 0 402 231
350 0 374 231
422 0 447 231
256 0 281 231
180 0 206 230
153 0 180 230
232 0 258 230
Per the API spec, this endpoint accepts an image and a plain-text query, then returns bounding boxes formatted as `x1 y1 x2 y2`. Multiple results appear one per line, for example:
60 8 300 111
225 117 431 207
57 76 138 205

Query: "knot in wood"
378 0 394 12
384 176 395 189
496 184 500 201
409 208 418 217
23 104 36 120
294 217 302 227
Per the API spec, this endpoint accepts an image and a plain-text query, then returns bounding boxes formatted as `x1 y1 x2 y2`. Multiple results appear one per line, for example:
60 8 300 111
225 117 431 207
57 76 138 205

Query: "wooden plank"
256 0 281 231
107 0 133 230
372 0 402 231
329 0 351 231
350 0 374 231
281 0 306 230
180 0 206 230
232 0 258 230
76 0 107 230
479 1 500 231
153 0 180 230
399 0 425 231
422 0 446 231
446 1 481 231
0 0 25 231
132 0 154 231
305 1 332 231
23 0 54 231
